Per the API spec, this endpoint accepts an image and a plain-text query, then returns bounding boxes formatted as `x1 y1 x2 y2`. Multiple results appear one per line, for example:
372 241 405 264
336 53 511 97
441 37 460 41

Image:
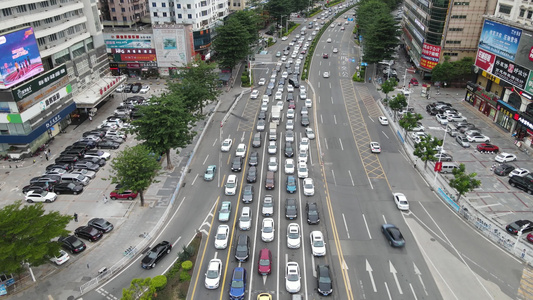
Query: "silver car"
262 195 274 216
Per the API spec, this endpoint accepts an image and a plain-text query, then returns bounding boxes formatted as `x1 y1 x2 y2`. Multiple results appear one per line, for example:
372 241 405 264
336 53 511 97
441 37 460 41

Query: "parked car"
456 136 471 148
494 164 515 176
509 176 533 194
477 143 499 153
495 152 517 163
53 182 84 195
506 220 533 235
50 250 70 265
88 218 114 233
509 168 530 178
97 141 120 149
141 241 172 269
59 235 86 254
25 190 57 203
74 226 103 242
110 190 138 200
22 183 55 194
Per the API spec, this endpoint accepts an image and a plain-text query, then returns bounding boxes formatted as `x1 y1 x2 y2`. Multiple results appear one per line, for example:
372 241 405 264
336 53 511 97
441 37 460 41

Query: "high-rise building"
0 0 123 156
401 0 497 77
149 0 229 29
98 0 151 28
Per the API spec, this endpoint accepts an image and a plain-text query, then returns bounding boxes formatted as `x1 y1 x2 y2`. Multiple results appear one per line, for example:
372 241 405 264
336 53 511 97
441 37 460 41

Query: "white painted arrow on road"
413 262 428 295
389 260 403 294
365 259 377 292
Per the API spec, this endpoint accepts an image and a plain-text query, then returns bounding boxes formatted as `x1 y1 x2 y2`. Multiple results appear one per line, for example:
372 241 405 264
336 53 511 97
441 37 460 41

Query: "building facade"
402 0 497 77
98 0 151 28
0 0 124 156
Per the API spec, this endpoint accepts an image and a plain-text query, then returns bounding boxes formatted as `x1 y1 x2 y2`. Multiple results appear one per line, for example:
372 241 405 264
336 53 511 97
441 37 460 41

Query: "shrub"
152 275 167 291
181 260 193 271
179 270 191 282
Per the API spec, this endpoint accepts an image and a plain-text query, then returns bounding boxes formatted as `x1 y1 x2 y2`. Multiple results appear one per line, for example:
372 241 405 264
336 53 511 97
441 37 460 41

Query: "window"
178 13 182 18
154 12 158 17
33 21 41 27
16 5 27 13
188 14 192 18
67 27 75 35
37 37 46 46
177 3 181 8
111 7 115 12
201 10 208 16
201 1 207 6
54 15 61 21
2 8 12 16
152 2 156 7
58 31 65 38
49 33 58 42
498 5 512 14
445 40 461 44
40 1 49 8
163 12 167 17
123 16 127 21
121 8 125 12
113 16 117 21
449 28 463 31
451 15 467 19
29 3 37 10
453 2 469 5
528 10 533 18
50 0 57 4
162 2 166 7
44 18 53 24
520 9 526 17
187 4 192 8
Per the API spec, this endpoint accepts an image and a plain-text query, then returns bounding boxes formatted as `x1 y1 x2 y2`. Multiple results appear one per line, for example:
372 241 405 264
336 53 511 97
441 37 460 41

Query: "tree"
449 163 481 201
380 78 398 100
387 93 407 121
0 201 71 274
122 277 156 300
357 0 390 34
168 56 220 116
231 11 260 47
362 12 400 63
109 145 161 207
413 134 442 170
131 93 197 169
431 57 474 84
212 17 252 70
430 60 454 84
266 0 292 24
399 112 423 139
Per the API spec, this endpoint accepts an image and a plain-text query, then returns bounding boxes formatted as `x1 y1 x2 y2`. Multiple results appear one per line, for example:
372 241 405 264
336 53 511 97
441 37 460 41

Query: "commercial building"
98 0 151 28
401 0 497 77
0 0 124 156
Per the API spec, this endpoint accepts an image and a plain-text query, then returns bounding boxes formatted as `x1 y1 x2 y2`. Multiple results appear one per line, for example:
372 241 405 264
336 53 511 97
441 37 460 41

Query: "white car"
268 141 277 154
250 90 260 99
298 150 308 164
323 72 330 78
467 134 490 143
70 168 96 179
282 71 289 79
261 218 275 242
258 78 266 85
221 139 233 152
310 231 326 256
262 95 270 103
326 38 332 43
261 103 268 112
285 262 301 293
225 175 238 195
286 130 295 142
300 138 310 152
285 159 295 174
50 250 70 265
115 85 125 93
287 85 294 93
393 192 409 210
305 128 315 139
447 114 467 122
378 116 389 125
305 99 312 108
436 114 449 125
495 152 517 163
275 91 283 100
214 225 230 249
204 258 222 289
509 168 530 177
281 55 287 61
370 142 381 153
25 190 57 203
235 143 247 157
287 223 301 248
282 36 288 41
333 47 338 53
139 85 150 93
257 120 266 131
286 119 295 130
277 101 284 111
239 207 252 230
303 178 315 196
300 91 307 100
297 162 308 178
268 157 278 172
287 109 295 120
84 150 111 161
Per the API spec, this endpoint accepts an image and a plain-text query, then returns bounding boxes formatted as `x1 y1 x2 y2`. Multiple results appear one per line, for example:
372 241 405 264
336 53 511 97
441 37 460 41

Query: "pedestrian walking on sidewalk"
45 153 49 161
73 213 78 222
103 194 108 204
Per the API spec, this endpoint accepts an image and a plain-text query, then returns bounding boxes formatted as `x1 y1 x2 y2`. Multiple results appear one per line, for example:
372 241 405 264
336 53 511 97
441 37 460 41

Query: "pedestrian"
87 263 90 269
89 115 93 122
522 249 526 259
45 153 49 161
73 213 78 222
48 149 51 155
103 194 108 204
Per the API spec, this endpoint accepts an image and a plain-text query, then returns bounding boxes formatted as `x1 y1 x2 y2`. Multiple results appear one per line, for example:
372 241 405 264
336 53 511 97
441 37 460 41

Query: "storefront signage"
475 49 496 73
479 20 522 61
481 71 500 84
111 48 155 54
493 56 530 89
420 42 441 70
16 76 69 112
104 39 152 49
517 115 533 131
11 65 67 102
526 72 533 94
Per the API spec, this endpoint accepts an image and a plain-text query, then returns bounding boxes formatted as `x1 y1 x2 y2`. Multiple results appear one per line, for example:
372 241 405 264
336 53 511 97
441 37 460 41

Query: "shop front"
515 113 533 146
465 82 477 107
495 100 518 132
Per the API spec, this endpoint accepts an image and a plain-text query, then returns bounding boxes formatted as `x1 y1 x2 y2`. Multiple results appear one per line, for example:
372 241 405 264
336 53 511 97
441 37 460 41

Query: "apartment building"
98 0 151 28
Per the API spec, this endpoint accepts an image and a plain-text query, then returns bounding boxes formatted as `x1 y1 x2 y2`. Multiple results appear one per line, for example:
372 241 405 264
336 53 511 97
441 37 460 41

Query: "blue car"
286 175 297 193
204 165 216 181
229 267 246 300
381 224 405 247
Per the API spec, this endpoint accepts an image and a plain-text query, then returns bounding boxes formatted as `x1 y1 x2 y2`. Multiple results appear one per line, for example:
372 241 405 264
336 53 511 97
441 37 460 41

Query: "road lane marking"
334 114 337 124
348 170 354 186
339 138 344 150
384 281 392 299
362 213 372 239
382 215 387 224
203 155 209 165
389 260 403 294
365 259 377 292
382 131 389 139
413 262 428 296
331 170 337 185
191 174 198 186
321 114 323 124
410 283 418 300
212 139 217 147
342 213 350 238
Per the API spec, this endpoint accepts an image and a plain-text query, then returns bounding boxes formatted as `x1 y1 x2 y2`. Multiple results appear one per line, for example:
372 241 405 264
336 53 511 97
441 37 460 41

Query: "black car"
248 151 259 166
54 182 84 195
73 161 100 172
509 176 533 194
123 84 133 93
231 156 243 172
55 155 79 164
306 202 320 224
80 157 106 167
316 265 333 296
74 226 103 242
258 111 267 120
131 83 142 93
59 235 86 254
234 234 250 262
30 175 61 185
252 133 262 148
265 88 273 96
73 140 97 149
381 224 405 247
285 198 298 219
242 184 254 203
60 149 85 158
88 218 114 233
82 130 106 138
45 163 72 171
22 182 55 194
141 241 172 269
285 142 294 158
301 115 310 127
506 220 533 235
98 141 120 149
494 164 515 176
247 166 257 183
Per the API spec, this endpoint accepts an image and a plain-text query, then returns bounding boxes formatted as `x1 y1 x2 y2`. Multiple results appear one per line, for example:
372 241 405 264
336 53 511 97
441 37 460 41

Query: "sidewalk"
3 80 245 298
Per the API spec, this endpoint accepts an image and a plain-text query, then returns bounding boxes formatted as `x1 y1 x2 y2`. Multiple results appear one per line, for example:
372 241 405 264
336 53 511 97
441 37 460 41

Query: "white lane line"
212 139 217 147
382 215 387 224
410 283 419 300
325 138 329 150
369 116 375 123
362 213 372 239
329 82 332 89
331 96 334 104
312 255 317 277
348 170 354 186
321 114 324 124
334 115 337 124
367 176 374 189
339 138 344 151
318 82 321 88
382 131 389 139
384 282 392 300
342 213 350 238
202 155 209 165
331 169 337 185
191 174 199 186
318 95 321 104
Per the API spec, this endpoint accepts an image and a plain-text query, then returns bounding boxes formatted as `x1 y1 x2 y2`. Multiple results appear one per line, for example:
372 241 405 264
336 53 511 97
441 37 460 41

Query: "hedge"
181 260 193 271
152 275 167 291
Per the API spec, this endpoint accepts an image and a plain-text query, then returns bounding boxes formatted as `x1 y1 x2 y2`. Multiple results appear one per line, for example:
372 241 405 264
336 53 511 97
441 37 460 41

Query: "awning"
74 75 127 109
497 99 518 112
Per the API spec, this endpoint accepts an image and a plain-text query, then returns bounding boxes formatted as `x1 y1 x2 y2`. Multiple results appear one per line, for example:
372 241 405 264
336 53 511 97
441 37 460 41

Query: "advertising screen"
0 27 44 89
478 20 522 61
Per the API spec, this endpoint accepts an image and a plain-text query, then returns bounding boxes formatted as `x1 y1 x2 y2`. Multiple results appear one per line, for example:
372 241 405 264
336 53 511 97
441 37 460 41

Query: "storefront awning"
497 100 518 112
74 75 127 109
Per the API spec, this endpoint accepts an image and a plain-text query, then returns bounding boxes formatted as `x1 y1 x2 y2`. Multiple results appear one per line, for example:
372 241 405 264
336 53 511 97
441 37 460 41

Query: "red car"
477 143 499 153
527 232 533 243
110 190 138 200
300 49 306 54
410 78 419 86
257 248 272 275
323 53 329 59
288 100 296 109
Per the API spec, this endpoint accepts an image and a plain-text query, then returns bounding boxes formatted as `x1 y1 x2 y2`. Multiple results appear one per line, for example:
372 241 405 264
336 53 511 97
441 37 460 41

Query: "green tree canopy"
449 163 481 201
266 0 293 24
0 201 71 274
431 57 474 84
399 112 423 135
231 11 260 46
122 277 156 300
413 134 443 169
387 92 408 121
362 13 400 64
109 145 161 206
213 13 256 70
131 93 197 169
380 78 398 99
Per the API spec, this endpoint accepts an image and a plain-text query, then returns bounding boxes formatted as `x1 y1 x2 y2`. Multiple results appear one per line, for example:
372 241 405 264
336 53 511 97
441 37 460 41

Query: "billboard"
153 25 191 67
111 48 157 62
478 20 522 61
420 42 441 70
515 30 533 69
0 27 44 89
105 39 152 49
493 56 530 90
475 49 496 73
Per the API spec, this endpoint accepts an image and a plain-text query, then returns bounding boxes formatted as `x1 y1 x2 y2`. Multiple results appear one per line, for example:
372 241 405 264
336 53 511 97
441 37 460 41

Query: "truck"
271 106 281 125
269 122 277 141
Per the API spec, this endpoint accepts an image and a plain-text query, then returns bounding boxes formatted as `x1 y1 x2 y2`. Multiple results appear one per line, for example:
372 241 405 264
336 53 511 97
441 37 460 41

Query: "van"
265 171 275 189
61 173 90 186
439 162 459 173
